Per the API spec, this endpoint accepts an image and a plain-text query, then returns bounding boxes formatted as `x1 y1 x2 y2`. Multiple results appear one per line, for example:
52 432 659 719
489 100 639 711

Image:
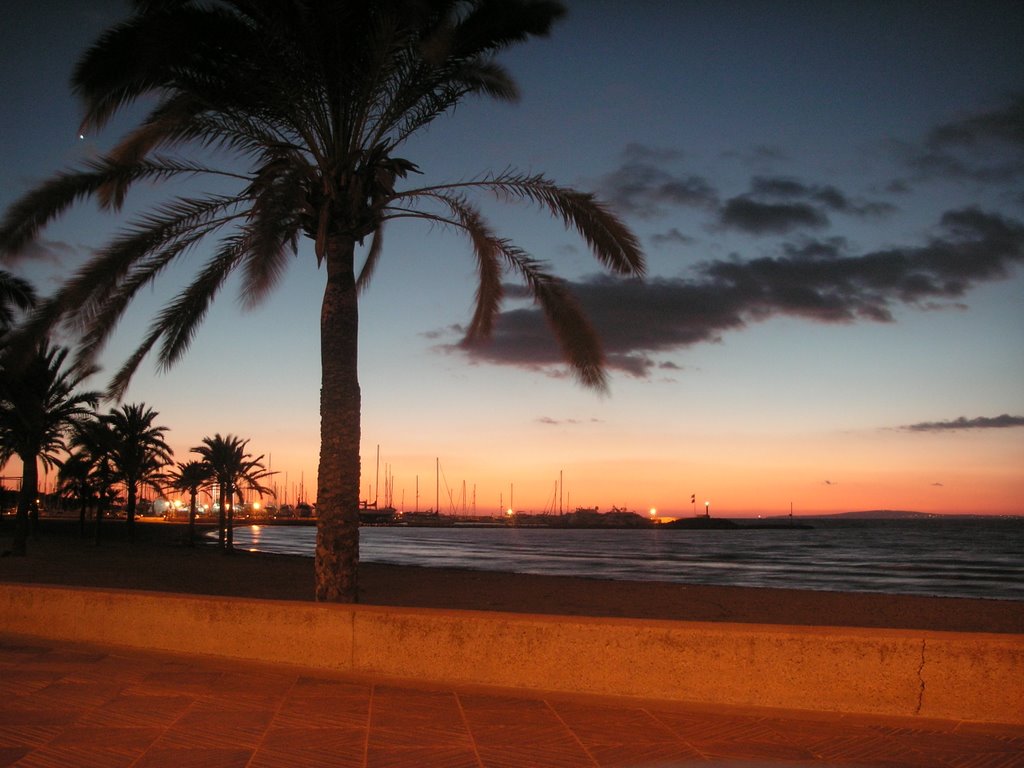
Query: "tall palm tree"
193 434 273 553
0 1 644 599
101 403 173 540
167 460 212 546
0 343 99 554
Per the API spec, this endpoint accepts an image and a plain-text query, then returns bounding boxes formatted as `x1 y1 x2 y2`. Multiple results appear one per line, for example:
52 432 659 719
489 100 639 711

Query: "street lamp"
704 500 710 518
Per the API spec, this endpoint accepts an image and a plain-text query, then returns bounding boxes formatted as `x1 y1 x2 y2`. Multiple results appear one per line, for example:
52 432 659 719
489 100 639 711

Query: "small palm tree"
167 460 212 545
57 448 98 538
0 343 100 554
0 1 644 599
101 403 173 540
66 416 121 545
193 434 273 553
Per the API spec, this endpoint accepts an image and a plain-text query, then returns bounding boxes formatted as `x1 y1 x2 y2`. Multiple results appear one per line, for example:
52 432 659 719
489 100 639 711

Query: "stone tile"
551 703 681 742
365 744 481 768
0 746 31 767
275 693 372 729
1 633 1021 767
12 745 144 768
250 725 368 767
75 693 194 727
152 708 273 750
132 747 254 768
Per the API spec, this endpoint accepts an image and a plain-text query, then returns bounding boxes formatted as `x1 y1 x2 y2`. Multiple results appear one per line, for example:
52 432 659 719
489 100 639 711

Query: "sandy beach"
2 519 1021 634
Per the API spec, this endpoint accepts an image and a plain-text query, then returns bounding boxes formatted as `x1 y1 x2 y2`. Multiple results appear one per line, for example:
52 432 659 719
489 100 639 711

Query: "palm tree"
66 416 122 545
0 343 99 554
58 447 99 538
167 460 212 545
0 1 644 599
0 270 35 332
193 434 273 553
101 403 173 540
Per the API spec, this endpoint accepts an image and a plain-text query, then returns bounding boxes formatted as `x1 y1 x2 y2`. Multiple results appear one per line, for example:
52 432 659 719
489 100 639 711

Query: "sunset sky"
2 1 1022 517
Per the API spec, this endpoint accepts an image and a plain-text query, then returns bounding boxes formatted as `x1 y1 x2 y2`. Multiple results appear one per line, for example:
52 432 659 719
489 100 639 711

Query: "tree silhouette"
63 415 121 543
0 1 644 599
0 343 99 554
167 459 212 546
193 434 272 553
101 403 173 540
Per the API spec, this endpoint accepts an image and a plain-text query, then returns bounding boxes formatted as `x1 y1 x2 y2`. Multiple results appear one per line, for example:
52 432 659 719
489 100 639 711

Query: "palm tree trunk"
218 487 226 548
315 237 361 602
12 453 37 556
126 482 137 542
188 490 197 546
225 482 234 553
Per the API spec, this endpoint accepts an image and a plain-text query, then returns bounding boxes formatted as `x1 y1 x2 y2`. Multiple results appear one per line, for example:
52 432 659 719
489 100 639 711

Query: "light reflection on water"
225 519 1024 600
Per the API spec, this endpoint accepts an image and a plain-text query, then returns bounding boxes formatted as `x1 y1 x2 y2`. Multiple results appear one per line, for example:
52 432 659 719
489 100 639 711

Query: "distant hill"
821 510 931 520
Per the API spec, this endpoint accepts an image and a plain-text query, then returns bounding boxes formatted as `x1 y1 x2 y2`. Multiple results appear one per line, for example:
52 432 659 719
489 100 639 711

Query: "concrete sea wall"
2 583 1020 724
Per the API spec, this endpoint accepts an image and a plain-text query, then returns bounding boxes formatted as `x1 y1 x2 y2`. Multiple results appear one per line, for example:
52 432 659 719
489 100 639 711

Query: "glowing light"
506 508 514 516
252 502 261 511
649 507 657 517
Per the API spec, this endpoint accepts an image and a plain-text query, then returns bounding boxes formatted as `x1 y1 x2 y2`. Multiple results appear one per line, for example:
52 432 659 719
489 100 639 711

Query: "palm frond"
401 172 645 277
356 226 385 293
493 242 608 392
430 194 504 340
0 270 36 330
0 156 215 258
106 238 246 399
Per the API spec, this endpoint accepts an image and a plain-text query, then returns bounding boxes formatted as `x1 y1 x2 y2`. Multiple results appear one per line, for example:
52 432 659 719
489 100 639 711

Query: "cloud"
928 95 1024 149
719 197 829 234
441 207 1024 378
649 228 696 248
894 94 1024 185
535 416 600 426
902 414 1024 432
595 147 893 238
717 176 896 236
749 176 897 218
594 144 718 219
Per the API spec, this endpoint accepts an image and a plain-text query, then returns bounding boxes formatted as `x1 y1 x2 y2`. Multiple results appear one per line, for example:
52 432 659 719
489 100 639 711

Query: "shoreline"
1 519 1022 634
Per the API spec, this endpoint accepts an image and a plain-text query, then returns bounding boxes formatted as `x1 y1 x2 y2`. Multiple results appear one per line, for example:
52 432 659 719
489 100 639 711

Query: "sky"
1 1 1022 517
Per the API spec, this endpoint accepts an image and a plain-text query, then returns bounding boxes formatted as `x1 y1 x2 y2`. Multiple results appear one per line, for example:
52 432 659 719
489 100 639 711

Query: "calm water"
227 518 1024 600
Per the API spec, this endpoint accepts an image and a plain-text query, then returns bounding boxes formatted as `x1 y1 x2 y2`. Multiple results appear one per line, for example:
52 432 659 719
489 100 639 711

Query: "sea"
227 517 1024 601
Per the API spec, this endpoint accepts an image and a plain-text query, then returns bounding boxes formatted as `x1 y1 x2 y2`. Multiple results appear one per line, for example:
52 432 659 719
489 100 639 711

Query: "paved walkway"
1 634 1021 767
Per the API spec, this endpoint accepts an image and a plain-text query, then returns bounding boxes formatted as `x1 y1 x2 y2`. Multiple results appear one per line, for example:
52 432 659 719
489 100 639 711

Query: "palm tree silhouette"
167 460 213 546
57 448 99 538
0 343 99 554
64 415 121 544
193 434 273 553
101 403 174 540
0 1 644 599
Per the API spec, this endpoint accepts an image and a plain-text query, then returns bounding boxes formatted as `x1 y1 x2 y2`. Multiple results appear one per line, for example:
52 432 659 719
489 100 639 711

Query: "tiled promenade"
1 634 1021 768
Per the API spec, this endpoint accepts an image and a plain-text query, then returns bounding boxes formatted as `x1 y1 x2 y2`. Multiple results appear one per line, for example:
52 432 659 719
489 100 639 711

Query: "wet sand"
2 519 1021 633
